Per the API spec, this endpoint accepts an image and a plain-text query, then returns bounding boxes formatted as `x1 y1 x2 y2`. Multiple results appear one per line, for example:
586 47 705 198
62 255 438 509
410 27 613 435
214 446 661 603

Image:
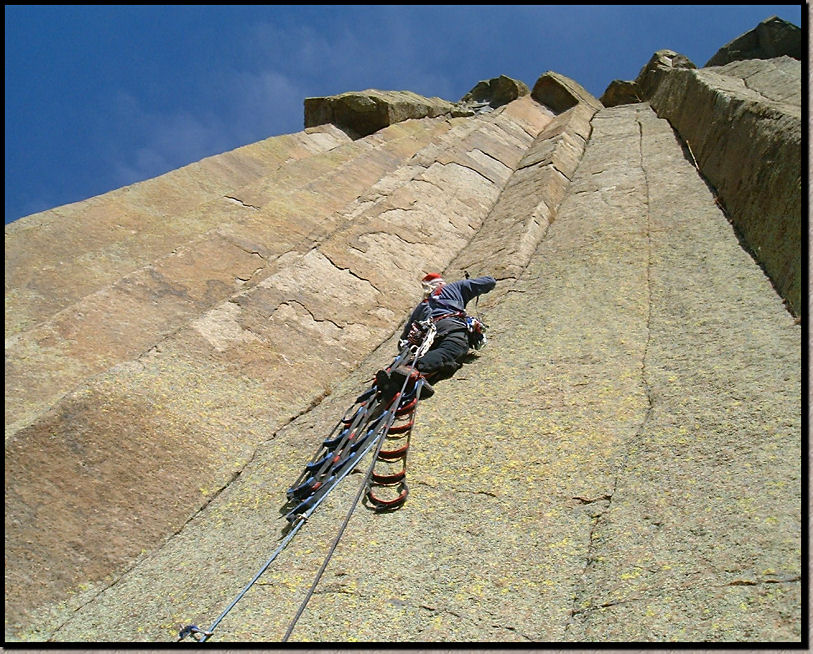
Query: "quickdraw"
176 625 213 642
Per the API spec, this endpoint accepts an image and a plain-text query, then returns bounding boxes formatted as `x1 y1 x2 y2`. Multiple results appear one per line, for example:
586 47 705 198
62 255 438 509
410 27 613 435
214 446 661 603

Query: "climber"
376 272 496 399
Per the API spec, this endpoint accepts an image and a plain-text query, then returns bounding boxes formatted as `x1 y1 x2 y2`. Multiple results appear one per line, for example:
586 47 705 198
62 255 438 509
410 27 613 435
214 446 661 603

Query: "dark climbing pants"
415 330 469 378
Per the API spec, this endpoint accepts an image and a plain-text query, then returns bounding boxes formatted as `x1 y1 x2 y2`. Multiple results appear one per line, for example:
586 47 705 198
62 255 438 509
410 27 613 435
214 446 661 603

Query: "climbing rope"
177 330 434 643
282 369 417 641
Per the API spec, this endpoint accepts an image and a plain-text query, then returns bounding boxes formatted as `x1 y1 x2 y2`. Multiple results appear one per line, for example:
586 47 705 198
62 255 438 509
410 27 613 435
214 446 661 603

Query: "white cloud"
96 8 479 196
243 16 459 100
223 69 305 143
104 70 309 190
104 90 233 188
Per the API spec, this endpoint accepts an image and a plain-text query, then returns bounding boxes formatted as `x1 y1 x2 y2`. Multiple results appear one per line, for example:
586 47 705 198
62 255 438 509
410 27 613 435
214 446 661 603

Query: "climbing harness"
177 329 435 643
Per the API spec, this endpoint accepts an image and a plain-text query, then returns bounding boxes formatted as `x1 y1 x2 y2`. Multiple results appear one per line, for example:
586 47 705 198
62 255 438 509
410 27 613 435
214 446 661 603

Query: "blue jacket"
401 276 496 339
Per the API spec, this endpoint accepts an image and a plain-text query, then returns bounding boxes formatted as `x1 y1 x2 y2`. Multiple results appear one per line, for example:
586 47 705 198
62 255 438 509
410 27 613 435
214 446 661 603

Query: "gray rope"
282 356 421 641
185 411 391 642
180 337 428 642
198 517 306 641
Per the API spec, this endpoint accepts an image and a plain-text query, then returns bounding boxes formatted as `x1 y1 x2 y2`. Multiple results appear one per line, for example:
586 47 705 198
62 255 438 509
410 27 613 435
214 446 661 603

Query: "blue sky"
4 5 804 224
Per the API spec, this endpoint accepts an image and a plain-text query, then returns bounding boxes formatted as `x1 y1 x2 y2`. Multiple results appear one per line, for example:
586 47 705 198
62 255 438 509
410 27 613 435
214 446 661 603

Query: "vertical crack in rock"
633 108 656 456
596 106 656 600
565 107 656 633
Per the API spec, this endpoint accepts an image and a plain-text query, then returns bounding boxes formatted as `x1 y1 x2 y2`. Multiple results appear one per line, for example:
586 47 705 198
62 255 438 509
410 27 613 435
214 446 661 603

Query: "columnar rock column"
647 55 802 317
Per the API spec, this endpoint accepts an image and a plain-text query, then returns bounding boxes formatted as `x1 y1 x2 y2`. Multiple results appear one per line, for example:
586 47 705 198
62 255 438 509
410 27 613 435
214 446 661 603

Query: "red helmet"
421 272 445 298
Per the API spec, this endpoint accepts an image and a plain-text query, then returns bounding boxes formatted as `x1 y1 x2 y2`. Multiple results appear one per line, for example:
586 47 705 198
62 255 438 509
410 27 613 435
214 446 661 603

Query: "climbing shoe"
375 369 391 390
375 369 396 400
390 364 435 400
387 364 417 390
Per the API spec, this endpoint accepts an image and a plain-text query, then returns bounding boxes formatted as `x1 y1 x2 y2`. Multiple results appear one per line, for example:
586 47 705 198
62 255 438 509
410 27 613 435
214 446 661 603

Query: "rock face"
5 88 554 641
4 16 802 645
531 70 604 113
600 50 697 108
598 79 640 107
705 15 803 66
647 55 802 317
598 44 802 318
305 76 531 138
460 74 530 108
634 49 698 99
304 89 473 138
